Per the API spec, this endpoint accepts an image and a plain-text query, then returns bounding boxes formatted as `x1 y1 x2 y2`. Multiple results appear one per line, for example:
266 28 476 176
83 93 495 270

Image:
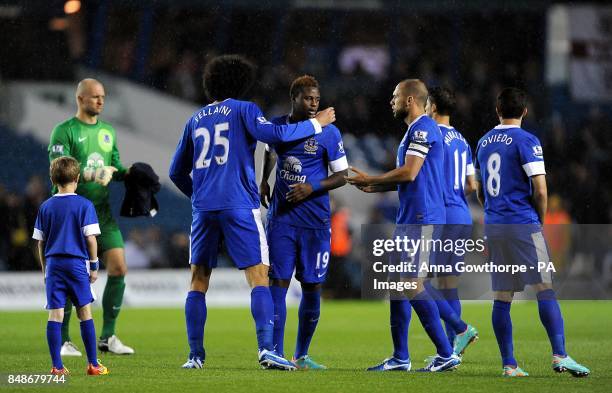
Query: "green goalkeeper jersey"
49 117 127 205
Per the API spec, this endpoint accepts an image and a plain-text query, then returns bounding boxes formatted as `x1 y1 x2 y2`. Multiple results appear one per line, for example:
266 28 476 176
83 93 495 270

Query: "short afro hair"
203 55 256 101
290 75 319 99
428 87 456 116
497 87 527 119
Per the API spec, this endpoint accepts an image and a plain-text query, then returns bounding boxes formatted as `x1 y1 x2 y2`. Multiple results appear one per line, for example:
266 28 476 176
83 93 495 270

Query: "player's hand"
315 107 336 127
357 185 379 193
89 270 98 284
94 166 117 186
83 167 96 182
260 182 271 209
345 166 371 188
286 183 313 203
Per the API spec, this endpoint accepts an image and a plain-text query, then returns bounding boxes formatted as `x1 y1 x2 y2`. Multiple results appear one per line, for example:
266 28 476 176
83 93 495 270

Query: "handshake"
83 166 117 186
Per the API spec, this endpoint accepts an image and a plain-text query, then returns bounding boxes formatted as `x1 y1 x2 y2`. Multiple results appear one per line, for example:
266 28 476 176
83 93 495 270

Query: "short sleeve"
326 127 348 172
82 202 101 236
32 208 45 240
406 127 433 159
518 135 546 177
49 125 71 161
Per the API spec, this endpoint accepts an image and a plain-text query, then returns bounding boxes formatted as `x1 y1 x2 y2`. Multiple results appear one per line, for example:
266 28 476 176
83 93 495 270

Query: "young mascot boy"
33 156 109 375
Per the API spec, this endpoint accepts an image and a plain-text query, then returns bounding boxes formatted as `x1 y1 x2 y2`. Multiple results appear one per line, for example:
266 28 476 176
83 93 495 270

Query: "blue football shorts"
267 220 331 284
189 208 269 269
432 224 473 277
388 224 443 280
486 224 553 292
45 256 94 309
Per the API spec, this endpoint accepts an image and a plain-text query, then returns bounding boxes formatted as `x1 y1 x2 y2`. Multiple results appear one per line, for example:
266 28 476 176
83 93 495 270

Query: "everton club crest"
304 138 318 154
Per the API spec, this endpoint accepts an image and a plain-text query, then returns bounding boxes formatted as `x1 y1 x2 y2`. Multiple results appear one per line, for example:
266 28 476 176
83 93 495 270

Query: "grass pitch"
1 301 610 392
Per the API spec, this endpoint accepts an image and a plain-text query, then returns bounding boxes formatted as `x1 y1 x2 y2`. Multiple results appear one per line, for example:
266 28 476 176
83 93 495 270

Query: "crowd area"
1 5 611 295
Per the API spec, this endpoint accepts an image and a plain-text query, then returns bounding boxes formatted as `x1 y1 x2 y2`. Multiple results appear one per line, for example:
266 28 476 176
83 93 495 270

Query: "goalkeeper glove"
94 166 117 186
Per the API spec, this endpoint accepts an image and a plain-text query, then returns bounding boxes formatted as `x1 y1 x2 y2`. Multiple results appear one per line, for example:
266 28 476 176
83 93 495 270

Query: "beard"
393 107 408 120
84 106 101 117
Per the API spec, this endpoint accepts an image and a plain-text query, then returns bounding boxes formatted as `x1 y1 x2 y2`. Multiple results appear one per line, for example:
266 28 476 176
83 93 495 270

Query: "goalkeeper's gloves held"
94 166 117 186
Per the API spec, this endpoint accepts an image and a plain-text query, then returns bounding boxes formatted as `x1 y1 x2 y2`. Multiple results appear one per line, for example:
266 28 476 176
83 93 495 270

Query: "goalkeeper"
48 78 134 355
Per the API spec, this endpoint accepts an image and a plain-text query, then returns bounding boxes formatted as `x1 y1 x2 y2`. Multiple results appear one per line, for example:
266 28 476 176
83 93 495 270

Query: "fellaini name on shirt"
194 105 232 121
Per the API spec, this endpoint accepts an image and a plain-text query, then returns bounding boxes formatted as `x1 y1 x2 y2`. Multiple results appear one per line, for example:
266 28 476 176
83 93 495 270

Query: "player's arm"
519 137 547 223
259 145 277 208
169 120 195 198
347 155 424 189
93 130 125 187
49 125 72 161
286 169 348 203
82 203 101 283
86 235 99 283
110 133 128 180
531 175 547 225
49 126 73 194
464 174 477 195
37 240 45 281
244 103 335 144
475 180 485 206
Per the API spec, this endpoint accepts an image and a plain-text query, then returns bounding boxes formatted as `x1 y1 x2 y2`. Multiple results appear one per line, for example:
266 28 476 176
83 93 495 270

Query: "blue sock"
185 291 206 359
80 319 99 366
492 300 516 367
410 291 453 358
46 321 63 369
390 299 411 361
295 289 321 359
440 288 461 347
270 285 288 356
537 289 566 356
425 281 467 336
251 286 274 351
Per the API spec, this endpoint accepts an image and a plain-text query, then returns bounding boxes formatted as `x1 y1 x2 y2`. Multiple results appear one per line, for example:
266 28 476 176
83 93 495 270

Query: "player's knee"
532 282 553 293
271 279 291 288
76 304 92 321
107 260 127 276
494 291 514 303
48 308 64 322
301 282 321 292
245 263 269 288
436 276 458 289
402 278 424 298
104 249 128 276
190 265 211 292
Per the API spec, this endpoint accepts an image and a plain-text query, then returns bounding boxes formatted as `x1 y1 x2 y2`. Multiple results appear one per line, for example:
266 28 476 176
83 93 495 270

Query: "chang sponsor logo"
280 156 306 183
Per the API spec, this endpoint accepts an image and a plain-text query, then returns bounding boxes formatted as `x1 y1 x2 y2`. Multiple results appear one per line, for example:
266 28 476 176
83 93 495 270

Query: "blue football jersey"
396 115 446 224
32 193 100 259
475 125 546 224
169 99 322 211
440 124 474 225
267 115 348 229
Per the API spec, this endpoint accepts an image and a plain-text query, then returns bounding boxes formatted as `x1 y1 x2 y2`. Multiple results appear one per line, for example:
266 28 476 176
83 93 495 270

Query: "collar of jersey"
53 193 77 197
407 114 427 130
74 117 99 127
206 98 230 107
437 123 454 129
494 124 519 130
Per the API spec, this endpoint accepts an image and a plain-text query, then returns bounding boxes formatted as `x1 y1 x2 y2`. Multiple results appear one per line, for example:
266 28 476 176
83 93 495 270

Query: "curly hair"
429 86 456 116
203 55 256 101
289 75 319 99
